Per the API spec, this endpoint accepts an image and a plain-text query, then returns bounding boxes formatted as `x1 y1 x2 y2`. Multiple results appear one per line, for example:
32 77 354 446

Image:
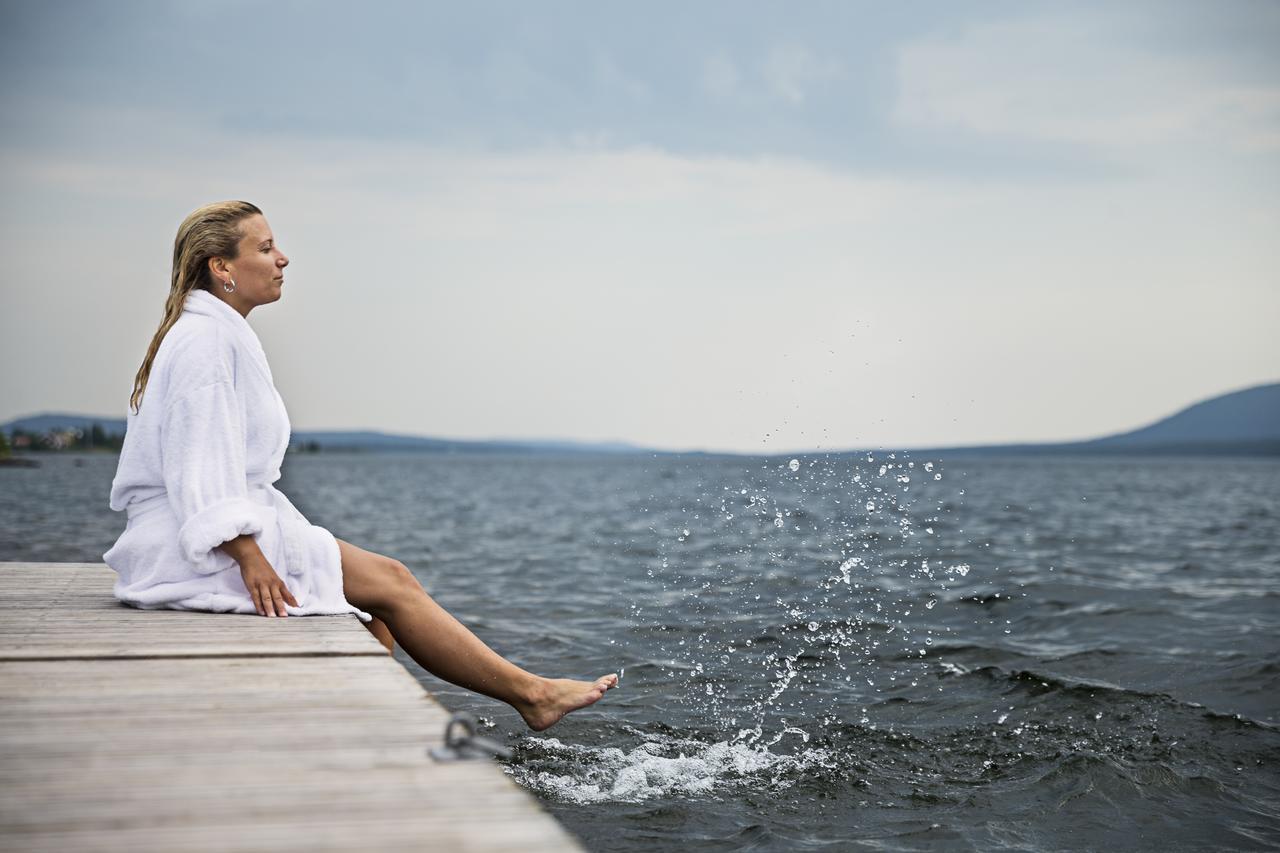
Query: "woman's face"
212 214 290 316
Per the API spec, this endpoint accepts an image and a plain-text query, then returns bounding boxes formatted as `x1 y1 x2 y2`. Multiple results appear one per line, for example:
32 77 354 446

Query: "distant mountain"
0 414 652 455
2 413 124 436
1086 383 1280 446
914 382 1280 457
5 382 1277 457
284 430 650 455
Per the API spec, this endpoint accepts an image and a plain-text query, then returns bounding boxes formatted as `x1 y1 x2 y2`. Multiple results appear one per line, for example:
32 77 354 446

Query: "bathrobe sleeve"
161 378 273 574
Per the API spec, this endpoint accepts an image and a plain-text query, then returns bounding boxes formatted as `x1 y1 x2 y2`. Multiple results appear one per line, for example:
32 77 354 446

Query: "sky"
1 1 1277 453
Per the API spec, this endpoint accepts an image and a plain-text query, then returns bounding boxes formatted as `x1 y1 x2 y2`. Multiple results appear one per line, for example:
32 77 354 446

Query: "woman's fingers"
238 562 295 617
243 572 297 617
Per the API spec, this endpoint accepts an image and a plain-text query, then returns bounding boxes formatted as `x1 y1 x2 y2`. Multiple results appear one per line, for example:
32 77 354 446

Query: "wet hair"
128 200 262 414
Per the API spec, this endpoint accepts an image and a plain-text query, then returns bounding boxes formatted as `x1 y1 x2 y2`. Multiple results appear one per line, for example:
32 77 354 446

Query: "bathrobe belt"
125 483 275 522
124 483 307 576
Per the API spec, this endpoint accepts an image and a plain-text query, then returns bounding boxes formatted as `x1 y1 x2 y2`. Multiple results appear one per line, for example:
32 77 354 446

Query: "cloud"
4 5 1278 451
764 44 844 105
701 51 741 100
700 43 844 107
893 11 1280 152
5 113 1277 451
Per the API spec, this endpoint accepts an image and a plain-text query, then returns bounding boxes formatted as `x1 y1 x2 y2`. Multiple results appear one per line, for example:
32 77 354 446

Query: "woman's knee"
336 538 424 614
384 558 422 595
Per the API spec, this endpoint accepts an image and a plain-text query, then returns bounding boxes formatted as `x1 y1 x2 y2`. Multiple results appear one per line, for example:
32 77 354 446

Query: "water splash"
636 451 973 737
510 729 835 804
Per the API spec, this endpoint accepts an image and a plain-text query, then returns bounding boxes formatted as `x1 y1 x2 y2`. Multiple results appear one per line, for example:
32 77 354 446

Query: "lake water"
3 451 1278 850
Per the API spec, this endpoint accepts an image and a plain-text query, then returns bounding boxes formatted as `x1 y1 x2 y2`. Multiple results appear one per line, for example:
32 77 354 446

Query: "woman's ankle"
512 674 549 711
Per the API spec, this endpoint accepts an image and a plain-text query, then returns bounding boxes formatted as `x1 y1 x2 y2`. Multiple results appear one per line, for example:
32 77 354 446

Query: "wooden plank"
0 563 388 660
0 564 582 852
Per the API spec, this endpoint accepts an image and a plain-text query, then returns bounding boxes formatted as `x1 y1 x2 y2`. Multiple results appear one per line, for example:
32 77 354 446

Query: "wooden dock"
0 562 583 852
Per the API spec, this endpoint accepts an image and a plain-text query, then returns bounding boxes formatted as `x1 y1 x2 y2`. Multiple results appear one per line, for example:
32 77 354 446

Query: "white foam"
509 731 835 804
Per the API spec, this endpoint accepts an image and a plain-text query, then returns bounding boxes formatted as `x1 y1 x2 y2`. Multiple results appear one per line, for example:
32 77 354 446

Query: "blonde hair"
128 201 263 414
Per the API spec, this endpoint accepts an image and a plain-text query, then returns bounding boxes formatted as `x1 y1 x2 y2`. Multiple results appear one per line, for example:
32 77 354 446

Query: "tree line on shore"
0 426 324 456
2 424 123 453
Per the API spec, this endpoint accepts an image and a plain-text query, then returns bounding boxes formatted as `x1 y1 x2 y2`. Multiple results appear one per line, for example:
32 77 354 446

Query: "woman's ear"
207 256 227 279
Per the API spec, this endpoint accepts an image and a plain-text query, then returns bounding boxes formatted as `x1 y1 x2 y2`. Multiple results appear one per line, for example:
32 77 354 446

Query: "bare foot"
517 674 619 732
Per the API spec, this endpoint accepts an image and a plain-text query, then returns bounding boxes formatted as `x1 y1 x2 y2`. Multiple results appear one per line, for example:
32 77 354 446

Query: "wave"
948 663 1278 731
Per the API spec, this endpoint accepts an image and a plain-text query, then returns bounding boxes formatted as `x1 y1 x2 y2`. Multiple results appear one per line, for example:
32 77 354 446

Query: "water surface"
3 452 1277 850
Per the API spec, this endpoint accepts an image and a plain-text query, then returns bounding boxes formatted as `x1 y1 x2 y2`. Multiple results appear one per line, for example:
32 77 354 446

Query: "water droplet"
808 621 819 632
774 517 784 528
788 459 800 472
934 473 942 480
865 501 876 512
924 462 934 472
925 599 937 610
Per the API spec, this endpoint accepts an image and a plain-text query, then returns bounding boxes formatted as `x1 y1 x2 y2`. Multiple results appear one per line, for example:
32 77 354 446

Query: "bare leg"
363 615 394 654
336 538 616 731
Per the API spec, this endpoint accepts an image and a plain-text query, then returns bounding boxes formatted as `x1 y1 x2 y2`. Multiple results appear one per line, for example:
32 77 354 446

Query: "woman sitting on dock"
103 200 617 731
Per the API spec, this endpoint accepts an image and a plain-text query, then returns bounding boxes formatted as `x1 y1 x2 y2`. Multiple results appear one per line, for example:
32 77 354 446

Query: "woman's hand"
239 556 299 617
218 533 299 617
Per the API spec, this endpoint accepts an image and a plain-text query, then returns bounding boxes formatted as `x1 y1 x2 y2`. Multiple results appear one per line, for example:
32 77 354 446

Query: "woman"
104 200 616 731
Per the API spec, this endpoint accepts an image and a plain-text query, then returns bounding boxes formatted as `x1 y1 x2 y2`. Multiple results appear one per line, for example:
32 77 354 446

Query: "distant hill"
2 413 123 436
1086 383 1280 446
280 430 649 455
4 382 1277 456
915 382 1280 457
0 414 651 455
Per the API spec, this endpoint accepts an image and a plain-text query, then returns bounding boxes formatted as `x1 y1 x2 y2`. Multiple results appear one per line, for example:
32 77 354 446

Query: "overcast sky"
2 1 1277 453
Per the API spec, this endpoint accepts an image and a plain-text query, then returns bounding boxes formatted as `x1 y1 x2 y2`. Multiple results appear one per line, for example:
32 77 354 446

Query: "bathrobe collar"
183 288 275 387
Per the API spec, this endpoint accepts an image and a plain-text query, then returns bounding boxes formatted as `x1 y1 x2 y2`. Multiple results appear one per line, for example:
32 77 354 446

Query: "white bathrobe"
104 288 372 623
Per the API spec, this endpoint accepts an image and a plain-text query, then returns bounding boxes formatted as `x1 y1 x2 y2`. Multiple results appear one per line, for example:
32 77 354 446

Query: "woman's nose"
278 252 289 268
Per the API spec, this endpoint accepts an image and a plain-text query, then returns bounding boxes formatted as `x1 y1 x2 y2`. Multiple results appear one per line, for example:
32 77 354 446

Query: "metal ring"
443 712 478 748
